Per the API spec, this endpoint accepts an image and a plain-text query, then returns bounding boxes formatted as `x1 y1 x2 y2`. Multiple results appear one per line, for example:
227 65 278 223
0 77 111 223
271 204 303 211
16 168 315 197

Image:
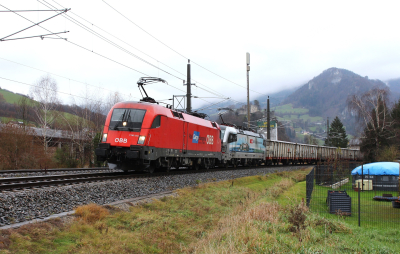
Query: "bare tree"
30 75 60 153
105 91 125 114
15 96 32 129
59 87 106 167
347 87 394 159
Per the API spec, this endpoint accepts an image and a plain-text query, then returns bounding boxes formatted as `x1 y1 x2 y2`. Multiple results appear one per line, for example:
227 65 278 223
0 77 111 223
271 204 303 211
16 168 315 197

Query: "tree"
15 96 33 128
347 87 394 160
30 75 60 153
105 91 125 114
59 87 106 167
325 116 348 148
254 100 260 109
278 121 290 142
376 145 399 162
304 134 318 145
0 93 5 103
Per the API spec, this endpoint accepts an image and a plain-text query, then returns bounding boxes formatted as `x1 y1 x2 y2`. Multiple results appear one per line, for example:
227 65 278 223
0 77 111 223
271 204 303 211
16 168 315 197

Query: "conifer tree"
325 116 348 148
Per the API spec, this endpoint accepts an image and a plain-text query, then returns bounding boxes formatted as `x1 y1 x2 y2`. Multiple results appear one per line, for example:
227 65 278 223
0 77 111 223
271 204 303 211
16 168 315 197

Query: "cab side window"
151 115 161 128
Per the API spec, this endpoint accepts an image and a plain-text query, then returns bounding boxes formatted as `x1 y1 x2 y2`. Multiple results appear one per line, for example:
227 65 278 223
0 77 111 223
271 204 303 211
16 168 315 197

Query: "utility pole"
246 52 250 128
267 96 270 140
186 59 191 113
326 117 329 145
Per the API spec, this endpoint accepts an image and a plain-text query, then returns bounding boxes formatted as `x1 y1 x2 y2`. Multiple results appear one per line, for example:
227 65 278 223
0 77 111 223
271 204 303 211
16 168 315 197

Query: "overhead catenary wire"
1 3 238 112
47 0 228 100
37 1 248 108
0 3 150 76
37 0 184 82
0 76 117 104
102 0 270 97
0 57 133 98
36 1 225 105
0 4 202 102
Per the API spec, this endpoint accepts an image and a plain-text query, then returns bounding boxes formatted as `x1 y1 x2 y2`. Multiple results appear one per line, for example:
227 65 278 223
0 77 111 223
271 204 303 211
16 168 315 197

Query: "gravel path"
0 165 309 226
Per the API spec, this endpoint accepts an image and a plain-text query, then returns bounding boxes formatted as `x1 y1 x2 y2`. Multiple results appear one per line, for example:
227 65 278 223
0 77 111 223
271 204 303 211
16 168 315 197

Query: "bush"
0 123 53 170
74 203 110 224
377 145 399 162
54 145 78 168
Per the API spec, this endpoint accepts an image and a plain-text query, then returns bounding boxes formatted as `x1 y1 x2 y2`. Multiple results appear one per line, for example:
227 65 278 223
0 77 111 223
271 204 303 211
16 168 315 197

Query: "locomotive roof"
110 101 219 129
220 125 262 138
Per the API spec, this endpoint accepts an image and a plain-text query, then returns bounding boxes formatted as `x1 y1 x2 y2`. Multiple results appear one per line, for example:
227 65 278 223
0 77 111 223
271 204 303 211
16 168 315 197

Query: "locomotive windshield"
109 108 146 131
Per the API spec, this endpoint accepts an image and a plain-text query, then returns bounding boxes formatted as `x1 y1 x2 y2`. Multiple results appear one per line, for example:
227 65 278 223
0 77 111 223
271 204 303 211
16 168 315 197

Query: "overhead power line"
1 3 149 76
0 57 133 98
0 76 118 104
0 6 69 42
102 0 270 97
0 4 208 104
1 3 232 112
47 0 227 100
38 0 183 82
39 0 229 106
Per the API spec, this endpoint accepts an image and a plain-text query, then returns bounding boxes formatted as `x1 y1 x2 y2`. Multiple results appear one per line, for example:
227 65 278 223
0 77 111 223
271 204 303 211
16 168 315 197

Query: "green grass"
273 103 309 114
0 89 34 104
309 178 400 228
2 168 400 253
300 114 324 122
309 126 317 132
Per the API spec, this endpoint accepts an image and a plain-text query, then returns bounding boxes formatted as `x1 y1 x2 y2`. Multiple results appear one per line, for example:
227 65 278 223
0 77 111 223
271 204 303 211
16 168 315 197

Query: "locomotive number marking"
206 135 214 145
115 138 128 143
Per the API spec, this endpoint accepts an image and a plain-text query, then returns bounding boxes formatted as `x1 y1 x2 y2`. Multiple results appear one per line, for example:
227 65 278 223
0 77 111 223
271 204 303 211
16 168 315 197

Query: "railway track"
0 167 111 175
0 164 303 192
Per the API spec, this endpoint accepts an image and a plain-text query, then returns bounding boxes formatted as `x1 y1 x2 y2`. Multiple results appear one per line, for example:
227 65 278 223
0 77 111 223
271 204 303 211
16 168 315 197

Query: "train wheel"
210 159 215 169
233 160 237 168
204 160 210 170
147 166 155 174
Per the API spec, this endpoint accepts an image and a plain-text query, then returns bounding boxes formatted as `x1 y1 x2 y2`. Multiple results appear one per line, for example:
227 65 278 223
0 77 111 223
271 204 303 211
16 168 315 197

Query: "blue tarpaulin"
351 162 400 176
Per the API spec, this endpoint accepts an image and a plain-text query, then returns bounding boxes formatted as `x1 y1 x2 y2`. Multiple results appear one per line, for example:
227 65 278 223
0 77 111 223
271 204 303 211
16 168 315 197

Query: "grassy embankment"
1 168 399 253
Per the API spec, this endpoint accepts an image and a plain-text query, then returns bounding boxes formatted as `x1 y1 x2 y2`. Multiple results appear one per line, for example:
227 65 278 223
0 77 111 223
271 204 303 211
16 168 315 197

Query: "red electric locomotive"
95 79 221 172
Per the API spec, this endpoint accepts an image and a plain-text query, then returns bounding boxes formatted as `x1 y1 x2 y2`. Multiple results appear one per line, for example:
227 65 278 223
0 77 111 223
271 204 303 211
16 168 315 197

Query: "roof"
351 162 400 176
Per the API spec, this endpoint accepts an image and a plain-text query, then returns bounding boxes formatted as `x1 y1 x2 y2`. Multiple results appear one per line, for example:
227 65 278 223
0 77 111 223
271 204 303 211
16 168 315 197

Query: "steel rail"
0 164 310 192
0 167 109 174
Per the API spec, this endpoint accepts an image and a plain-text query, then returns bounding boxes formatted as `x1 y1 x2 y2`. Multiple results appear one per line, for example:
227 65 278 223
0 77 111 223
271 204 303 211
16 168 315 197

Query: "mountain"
386 78 400 101
256 85 301 109
386 78 400 92
282 67 386 118
199 85 298 120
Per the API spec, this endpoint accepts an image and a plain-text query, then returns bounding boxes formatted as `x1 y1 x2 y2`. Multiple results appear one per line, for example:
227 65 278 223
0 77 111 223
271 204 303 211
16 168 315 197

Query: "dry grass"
74 203 110 224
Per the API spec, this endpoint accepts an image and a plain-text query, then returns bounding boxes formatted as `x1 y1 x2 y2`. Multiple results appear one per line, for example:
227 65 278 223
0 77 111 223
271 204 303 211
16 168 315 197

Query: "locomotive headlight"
102 133 108 142
137 135 146 144
122 121 127 127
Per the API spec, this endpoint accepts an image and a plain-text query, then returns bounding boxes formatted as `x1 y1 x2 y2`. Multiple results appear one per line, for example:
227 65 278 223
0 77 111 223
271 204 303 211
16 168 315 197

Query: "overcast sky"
1 0 399 111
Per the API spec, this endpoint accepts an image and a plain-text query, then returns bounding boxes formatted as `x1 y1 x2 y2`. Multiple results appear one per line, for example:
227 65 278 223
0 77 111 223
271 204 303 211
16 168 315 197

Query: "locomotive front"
95 101 157 171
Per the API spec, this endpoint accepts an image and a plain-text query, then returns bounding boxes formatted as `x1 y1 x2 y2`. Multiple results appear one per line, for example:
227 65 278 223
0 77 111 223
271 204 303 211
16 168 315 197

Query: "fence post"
361 162 364 191
358 182 361 227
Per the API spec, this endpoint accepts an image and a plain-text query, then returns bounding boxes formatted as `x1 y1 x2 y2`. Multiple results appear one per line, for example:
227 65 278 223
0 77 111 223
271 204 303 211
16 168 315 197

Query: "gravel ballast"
0 166 309 226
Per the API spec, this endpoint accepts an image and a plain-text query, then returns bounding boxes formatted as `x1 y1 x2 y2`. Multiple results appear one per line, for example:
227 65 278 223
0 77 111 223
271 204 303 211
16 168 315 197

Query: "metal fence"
306 162 400 227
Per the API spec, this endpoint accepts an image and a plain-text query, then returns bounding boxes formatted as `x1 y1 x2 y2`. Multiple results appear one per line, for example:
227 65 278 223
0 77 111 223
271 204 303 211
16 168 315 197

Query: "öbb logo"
206 135 214 145
115 138 128 143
